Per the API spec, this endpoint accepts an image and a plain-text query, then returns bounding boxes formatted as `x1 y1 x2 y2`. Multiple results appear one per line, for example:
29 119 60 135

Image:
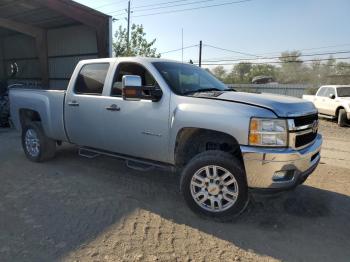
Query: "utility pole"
127 0 131 51
199 40 202 67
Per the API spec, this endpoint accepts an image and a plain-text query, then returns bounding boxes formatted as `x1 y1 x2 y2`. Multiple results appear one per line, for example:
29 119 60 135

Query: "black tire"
338 109 347 127
0 95 10 127
21 122 56 162
180 151 249 222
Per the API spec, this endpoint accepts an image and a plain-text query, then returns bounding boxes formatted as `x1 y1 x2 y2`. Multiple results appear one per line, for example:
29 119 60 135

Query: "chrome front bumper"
241 134 322 189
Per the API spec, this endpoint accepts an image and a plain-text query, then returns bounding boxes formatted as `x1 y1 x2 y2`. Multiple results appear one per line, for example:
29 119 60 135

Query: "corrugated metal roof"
0 0 110 35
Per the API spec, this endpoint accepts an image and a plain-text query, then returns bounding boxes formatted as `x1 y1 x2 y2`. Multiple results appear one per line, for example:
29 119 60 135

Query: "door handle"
106 104 121 111
68 101 79 107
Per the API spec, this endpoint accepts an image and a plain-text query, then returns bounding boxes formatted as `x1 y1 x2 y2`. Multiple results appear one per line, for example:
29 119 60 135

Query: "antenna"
181 28 184 63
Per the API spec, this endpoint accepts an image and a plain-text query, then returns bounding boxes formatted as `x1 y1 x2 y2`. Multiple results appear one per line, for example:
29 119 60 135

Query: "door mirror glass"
122 75 142 101
329 93 336 99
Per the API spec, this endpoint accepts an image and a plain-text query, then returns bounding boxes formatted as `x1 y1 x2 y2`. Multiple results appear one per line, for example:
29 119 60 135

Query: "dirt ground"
0 119 349 262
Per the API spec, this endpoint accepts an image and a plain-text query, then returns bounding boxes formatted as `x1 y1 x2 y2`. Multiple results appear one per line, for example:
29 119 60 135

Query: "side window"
111 63 157 97
75 63 110 95
324 87 334 98
328 87 336 97
317 87 327 97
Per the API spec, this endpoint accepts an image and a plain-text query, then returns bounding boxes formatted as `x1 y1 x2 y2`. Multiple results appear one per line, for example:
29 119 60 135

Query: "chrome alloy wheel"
25 128 40 158
190 165 239 212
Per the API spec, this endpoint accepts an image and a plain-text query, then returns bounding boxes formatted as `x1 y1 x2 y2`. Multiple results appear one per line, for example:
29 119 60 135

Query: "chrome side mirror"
122 75 142 101
329 94 335 99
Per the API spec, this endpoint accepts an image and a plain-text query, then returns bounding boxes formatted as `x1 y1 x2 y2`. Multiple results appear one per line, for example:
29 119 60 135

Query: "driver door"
102 62 171 163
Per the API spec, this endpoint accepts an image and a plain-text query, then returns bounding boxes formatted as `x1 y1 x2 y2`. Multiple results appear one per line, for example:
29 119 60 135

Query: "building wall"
2 24 99 89
48 25 98 89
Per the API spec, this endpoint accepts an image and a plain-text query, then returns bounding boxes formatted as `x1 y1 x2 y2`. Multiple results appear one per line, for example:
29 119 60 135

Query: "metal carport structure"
0 0 112 89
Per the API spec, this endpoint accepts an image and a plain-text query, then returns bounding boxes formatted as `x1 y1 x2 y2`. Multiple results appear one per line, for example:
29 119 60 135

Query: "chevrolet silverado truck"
9 57 322 221
303 85 350 127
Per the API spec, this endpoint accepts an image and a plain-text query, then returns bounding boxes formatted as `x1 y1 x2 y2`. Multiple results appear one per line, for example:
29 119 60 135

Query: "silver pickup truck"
10 57 322 220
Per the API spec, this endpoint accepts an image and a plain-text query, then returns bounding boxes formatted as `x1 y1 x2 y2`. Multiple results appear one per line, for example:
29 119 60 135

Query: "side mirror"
122 75 142 101
329 94 336 99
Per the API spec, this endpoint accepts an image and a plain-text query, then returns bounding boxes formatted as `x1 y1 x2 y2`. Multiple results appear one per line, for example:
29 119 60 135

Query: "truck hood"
215 92 317 117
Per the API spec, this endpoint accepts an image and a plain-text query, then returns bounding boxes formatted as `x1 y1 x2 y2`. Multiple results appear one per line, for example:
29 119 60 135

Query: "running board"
79 148 100 159
318 114 336 120
78 147 174 172
126 160 154 171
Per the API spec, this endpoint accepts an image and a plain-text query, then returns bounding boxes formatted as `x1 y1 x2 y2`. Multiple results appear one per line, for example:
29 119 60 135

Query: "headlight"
249 118 288 147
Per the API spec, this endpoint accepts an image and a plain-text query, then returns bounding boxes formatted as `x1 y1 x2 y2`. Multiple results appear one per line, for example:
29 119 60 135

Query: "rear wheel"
0 95 9 127
180 151 249 221
338 109 347 127
22 122 56 162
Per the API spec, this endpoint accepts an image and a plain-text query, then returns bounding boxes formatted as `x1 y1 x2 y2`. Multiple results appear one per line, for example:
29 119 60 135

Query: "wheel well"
174 128 243 167
19 109 41 127
335 107 345 117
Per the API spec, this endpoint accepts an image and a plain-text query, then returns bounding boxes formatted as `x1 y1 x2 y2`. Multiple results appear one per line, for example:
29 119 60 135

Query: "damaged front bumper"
241 134 322 190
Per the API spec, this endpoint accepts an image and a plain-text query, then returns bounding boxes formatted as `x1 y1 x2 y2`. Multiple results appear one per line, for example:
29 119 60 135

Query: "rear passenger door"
65 62 113 148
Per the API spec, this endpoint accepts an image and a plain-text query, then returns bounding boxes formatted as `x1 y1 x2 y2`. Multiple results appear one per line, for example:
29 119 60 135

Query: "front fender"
168 96 276 164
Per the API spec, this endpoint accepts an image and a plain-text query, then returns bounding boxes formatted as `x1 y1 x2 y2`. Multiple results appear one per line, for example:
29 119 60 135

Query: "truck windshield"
152 62 229 95
337 87 350 97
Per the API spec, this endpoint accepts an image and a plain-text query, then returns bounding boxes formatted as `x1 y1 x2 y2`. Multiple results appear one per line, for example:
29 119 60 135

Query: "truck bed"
9 88 68 142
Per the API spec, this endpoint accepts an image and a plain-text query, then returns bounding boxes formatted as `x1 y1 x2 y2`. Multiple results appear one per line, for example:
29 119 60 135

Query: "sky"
74 0 350 67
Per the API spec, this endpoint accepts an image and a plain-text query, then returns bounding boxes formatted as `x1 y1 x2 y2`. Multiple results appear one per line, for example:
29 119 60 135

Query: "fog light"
273 170 295 182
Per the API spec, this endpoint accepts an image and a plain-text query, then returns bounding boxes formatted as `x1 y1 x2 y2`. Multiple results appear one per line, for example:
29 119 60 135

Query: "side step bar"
78 146 174 172
318 113 336 120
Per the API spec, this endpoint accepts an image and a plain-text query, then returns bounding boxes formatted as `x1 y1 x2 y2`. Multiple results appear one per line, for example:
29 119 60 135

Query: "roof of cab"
79 57 184 64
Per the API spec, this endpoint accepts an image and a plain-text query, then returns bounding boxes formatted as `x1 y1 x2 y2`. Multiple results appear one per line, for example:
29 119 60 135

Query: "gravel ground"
0 119 349 262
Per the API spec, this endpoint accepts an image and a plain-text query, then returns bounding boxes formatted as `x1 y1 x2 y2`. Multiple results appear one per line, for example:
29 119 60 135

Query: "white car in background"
303 85 350 126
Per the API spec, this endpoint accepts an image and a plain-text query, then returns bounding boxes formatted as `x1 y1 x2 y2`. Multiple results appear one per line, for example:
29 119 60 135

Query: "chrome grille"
294 113 318 127
288 113 319 149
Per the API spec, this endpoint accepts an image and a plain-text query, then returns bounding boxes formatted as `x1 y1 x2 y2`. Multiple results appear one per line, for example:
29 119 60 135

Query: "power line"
123 0 217 13
127 0 255 18
160 44 199 54
108 0 197 14
203 44 259 57
199 56 350 66
199 50 350 63
256 43 350 56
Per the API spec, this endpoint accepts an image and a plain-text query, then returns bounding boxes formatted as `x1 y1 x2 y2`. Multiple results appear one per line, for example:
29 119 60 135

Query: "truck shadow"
1 142 349 261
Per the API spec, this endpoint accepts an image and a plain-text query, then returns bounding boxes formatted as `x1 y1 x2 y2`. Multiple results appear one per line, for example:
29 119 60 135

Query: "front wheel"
22 122 56 162
338 109 347 127
180 151 249 221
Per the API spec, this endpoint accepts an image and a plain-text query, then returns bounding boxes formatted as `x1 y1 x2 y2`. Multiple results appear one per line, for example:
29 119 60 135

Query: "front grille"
294 113 318 127
295 131 317 148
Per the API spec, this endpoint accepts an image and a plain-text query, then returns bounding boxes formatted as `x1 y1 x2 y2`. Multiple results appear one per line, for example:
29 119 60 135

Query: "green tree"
211 66 227 81
225 63 252 83
113 24 161 57
249 64 277 80
277 51 308 83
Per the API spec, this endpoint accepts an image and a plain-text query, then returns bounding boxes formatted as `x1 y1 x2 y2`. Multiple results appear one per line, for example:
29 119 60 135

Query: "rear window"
337 86 350 97
75 63 110 95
